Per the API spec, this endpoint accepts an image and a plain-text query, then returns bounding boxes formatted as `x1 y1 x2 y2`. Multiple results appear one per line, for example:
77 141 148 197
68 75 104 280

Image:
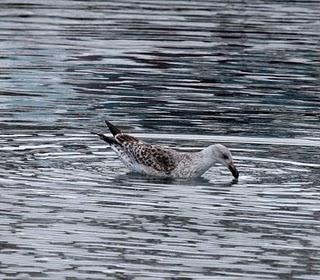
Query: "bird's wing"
123 143 177 173
115 133 140 144
105 120 142 144
105 120 122 136
101 120 176 173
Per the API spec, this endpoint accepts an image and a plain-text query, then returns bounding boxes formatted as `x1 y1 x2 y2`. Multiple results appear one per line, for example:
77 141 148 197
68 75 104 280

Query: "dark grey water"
1 1 320 279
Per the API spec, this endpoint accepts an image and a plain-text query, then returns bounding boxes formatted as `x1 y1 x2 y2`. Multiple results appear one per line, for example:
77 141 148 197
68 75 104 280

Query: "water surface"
0 1 320 279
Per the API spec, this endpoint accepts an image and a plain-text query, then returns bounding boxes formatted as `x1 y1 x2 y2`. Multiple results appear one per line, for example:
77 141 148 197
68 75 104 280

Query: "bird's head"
212 144 239 179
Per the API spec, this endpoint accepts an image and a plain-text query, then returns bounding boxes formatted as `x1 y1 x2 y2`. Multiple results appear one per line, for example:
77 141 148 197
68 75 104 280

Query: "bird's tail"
91 132 121 146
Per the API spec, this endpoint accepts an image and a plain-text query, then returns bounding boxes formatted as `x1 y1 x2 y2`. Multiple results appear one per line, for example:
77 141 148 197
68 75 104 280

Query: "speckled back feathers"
102 121 177 174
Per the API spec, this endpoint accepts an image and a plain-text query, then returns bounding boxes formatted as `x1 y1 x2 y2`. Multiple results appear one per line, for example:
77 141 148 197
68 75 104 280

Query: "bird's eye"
222 154 229 160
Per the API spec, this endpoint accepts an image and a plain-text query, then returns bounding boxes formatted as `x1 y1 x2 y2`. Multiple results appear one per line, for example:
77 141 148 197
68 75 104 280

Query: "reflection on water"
1 0 320 279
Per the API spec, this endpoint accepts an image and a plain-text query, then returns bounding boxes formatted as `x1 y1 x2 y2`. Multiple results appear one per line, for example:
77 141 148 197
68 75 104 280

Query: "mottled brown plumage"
98 120 177 174
115 134 176 173
115 133 139 144
94 120 239 179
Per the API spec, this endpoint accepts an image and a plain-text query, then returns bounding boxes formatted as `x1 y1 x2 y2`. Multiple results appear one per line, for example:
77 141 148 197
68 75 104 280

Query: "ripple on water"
1 130 319 279
1 0 320 279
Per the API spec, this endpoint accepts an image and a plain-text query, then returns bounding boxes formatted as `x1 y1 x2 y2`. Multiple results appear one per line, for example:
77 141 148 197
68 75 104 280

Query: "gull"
93 120 239 179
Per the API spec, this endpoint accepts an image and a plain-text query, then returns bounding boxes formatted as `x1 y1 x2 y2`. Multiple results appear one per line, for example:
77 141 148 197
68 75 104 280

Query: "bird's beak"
228 163 239 179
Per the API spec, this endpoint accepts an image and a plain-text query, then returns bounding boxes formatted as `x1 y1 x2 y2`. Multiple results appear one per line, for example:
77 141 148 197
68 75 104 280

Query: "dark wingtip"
91 131 105 140
105 120 121 136
92 131 121 146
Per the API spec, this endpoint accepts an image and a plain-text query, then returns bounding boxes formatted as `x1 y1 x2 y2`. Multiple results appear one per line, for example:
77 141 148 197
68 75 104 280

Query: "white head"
210 144 239 179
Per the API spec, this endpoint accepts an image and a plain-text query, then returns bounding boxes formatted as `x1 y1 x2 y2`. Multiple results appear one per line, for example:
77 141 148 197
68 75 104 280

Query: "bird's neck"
193 146 218 175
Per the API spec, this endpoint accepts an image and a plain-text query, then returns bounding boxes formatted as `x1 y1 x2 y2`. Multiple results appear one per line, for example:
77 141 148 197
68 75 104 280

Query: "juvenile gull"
93 120 239 179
